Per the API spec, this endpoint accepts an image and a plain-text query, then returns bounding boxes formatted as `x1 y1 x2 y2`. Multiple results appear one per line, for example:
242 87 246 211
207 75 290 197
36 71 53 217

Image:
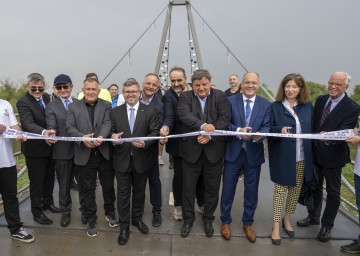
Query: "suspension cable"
100 4 168 85
190 4 248 73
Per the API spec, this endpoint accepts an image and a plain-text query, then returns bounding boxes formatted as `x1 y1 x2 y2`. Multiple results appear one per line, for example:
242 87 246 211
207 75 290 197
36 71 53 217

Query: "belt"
91 149 101 156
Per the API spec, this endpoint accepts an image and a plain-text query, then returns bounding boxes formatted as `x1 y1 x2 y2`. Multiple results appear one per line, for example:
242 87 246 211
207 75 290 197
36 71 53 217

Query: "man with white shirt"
0 99 34 243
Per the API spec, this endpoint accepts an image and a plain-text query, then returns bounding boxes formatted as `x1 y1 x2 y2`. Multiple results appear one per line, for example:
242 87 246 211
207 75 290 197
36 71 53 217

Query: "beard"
230 83 237 87
172 86 183 94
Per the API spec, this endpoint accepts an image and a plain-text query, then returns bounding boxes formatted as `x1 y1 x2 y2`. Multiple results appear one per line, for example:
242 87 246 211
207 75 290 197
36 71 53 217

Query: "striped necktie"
320 100 332 126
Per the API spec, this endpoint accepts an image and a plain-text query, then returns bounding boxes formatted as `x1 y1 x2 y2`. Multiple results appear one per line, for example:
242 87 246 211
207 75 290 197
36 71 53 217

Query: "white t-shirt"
0 99 18 168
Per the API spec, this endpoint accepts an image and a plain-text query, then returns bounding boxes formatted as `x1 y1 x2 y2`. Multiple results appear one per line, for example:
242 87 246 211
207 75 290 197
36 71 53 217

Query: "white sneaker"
158 156 164 165
174 206 182 221
11 227 35 243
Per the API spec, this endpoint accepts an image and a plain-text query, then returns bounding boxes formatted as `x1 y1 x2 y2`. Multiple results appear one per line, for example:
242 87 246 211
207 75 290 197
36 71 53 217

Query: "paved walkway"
1 154 358 255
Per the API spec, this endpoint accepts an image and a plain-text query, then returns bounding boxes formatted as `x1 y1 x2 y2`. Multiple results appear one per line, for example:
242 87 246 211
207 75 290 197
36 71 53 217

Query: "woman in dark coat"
269 73 313 245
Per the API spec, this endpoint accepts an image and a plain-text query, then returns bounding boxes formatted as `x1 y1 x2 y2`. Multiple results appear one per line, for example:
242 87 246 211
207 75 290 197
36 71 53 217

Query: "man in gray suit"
111 78 159 245
45 74 77 227
66 76 116 237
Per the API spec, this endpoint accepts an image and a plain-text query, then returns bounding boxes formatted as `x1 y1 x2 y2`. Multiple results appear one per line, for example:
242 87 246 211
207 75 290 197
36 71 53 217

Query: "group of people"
1 68 360 253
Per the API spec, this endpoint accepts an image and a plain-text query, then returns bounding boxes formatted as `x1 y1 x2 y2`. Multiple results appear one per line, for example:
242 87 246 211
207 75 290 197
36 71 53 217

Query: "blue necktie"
64 99 69 110
38 99 45 110
245 99 252 125
129 107 135 133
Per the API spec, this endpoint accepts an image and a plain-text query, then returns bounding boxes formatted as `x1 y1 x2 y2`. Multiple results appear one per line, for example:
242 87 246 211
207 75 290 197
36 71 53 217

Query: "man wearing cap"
45 74 78 227
17 73 60 225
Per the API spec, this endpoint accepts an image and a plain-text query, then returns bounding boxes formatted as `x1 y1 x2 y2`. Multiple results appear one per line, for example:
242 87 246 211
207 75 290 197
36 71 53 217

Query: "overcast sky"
1 0 359 95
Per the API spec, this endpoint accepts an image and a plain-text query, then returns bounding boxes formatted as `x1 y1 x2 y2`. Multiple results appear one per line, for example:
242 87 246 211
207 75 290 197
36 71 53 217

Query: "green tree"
258 83 275 102
0 79 27 112
307 81 327 104
350 84 360 105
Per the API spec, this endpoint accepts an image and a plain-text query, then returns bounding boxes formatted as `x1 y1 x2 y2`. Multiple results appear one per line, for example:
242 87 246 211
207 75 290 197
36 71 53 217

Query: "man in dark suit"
111 78 159 245
17 73 60 225
219 72 271 242
66 77 116 237
177 69 230 238
160 66 205 221
45 74 77 227
297 71 360 242
139 73 164 227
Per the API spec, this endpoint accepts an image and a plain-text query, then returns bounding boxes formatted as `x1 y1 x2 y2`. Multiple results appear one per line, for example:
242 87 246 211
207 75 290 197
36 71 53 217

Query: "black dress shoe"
181 223 192 237
60 213 71 227
42 204 61 213
296 216 320 227
282 219 295 237
131 220 149 234
152 212 162 227
204 222 214 237
118 228 130 245
272 238 281 245
33 213 53 225
317 226 331 242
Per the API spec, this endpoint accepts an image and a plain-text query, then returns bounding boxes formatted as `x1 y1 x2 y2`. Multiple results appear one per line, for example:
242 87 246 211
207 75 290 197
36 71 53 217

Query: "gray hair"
330 71 351 84
191 69 211 83
26 73 45 85
123 78 140 89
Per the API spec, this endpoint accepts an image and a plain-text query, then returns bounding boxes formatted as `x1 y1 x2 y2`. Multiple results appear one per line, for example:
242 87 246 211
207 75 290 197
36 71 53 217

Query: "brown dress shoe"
243 225 256 243
221 224 231 240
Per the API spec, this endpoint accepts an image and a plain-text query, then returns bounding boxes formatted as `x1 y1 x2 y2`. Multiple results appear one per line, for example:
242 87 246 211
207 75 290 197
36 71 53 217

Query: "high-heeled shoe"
282 218 295 237
271 229 281 245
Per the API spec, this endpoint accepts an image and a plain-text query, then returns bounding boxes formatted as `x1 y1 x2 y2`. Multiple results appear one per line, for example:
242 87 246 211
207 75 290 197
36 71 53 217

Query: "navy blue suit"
220 94 271 225
268 101 314 186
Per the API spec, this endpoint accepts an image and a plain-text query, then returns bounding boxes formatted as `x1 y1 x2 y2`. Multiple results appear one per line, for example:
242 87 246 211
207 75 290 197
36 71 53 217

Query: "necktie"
38 99 45 110
320 100 332 126
245 99 252 125
64 99 69 110
129 107 135 133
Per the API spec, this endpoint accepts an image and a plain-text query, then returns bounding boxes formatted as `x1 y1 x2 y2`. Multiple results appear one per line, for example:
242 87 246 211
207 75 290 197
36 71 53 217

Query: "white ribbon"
0 129 356 143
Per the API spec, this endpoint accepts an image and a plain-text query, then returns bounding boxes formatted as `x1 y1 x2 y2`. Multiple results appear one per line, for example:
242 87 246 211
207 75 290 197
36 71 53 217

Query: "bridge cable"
190 4 248 73
100 4 168 85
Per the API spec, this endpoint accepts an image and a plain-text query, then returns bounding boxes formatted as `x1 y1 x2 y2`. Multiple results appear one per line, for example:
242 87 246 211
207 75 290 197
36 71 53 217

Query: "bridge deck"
1 155 358 255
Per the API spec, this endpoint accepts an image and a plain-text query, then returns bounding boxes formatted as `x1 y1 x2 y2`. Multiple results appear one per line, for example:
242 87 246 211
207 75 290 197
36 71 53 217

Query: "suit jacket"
45 97 78 160
177 89 230 164
110 102 159 173
224 94 271 167
66 98 112 166
162 88 183 156
148 94 164 157
17 92 52 157
268 101 314 186
313 93 360 168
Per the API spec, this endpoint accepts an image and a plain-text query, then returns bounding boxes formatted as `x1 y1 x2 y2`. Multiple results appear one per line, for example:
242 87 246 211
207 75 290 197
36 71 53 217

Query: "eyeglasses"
243 81 259 86
55 84 70 90
123 90 139 95
328 82 346 88
30 87 45 92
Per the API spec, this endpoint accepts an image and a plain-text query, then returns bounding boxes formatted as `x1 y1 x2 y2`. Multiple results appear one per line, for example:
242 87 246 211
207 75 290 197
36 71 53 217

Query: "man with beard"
224 74 240 96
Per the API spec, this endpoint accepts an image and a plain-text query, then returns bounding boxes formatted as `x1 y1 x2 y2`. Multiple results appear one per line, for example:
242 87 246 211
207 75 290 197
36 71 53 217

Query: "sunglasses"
55 84 70 90
30 87 45 92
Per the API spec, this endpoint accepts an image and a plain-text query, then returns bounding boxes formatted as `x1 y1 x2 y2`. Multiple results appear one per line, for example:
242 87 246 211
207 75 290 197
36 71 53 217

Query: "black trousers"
25 156 55 217
172 155 204 207
0 166 23 234
78 151 115 224
148 154 162 213
182 152 223 224
308 165 342 228
55 159 73 214
116 157 148 228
